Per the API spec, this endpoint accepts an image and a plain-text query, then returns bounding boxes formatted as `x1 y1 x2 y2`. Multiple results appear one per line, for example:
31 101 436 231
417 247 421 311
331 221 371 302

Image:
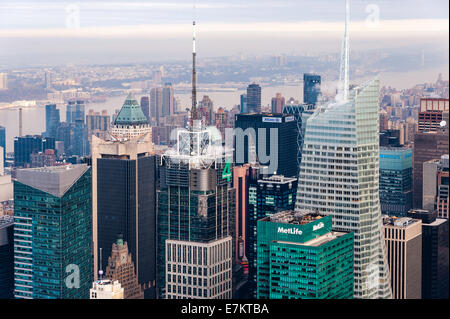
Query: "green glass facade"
13 166 92 299
256 214 354 299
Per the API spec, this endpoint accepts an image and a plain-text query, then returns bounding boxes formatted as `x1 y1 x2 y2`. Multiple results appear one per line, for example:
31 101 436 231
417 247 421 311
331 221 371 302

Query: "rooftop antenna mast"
190 4 198 124
98 247 104 280
339 0 350 101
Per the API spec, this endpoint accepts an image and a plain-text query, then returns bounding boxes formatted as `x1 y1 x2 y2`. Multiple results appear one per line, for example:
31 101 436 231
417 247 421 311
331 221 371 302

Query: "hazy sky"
0 0 448 66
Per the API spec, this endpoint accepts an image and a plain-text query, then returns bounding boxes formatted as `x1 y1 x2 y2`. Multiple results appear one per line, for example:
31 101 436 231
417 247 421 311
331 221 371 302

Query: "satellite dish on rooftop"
440 120 447 127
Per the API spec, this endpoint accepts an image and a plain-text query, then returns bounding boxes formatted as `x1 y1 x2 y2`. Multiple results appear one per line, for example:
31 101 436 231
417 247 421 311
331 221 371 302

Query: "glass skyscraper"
379 147 413 216
13 165 92 299
0 126 6 165
303 74 321 106
247 175 297 296
295 78 392 299
234 113 298 177
14 135 55 167
44 104 60 139
157 121 235 299
246 84 261 113
257 211 354 299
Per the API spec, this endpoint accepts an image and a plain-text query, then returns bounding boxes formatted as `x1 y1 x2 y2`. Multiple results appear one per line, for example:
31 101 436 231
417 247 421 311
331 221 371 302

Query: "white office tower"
295 78 392 299
90 280 124 299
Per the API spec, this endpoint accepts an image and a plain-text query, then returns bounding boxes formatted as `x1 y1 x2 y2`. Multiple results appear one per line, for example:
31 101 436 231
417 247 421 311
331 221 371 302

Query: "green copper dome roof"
114 93 148 125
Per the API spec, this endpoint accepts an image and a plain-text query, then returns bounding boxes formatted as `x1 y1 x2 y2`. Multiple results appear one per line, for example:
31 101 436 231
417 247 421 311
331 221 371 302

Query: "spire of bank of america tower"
339 0 350 101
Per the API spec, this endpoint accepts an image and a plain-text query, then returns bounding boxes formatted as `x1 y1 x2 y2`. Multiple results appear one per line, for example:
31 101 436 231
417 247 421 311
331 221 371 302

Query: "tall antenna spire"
191 5 198 123
339 0 350 101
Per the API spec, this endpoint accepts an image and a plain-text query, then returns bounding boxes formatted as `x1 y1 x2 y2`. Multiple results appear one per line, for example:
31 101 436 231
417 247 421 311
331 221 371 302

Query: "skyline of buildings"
0 0 448 302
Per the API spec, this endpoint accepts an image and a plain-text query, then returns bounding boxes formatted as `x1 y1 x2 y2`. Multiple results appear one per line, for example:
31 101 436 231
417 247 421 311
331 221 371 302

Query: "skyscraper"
423 155 449 219
44 104 60 139
44 70 52 90
140 96 150 123
247 174 297 296
282 102 316 177
413 131 448 208
303 74 321 106
150 87 163 125
0 215 14 299
14 165 92 299
418 98 449 132
157 122 235 299
110 93 152 140
407 209 449 299
14 135 55 167
0 126 5 166
257 211 354 299
104 238 144 299
379 144 413 216
199 95 214 125
271 93 285 114
295 0 391 298
92 94 156 298
162 83 174 117
240 94 247 114
295 79 392 299
234 113 298 177
66 99 86 124
382 216 422 299
246 84 261 113
86 109 110 140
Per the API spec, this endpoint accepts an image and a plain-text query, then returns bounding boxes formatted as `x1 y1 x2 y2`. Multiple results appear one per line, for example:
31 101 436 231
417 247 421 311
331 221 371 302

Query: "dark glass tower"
44 104 60 139
0 126 5 166
246 84 261 113
247 174 297 297
408 209 449 299
234 113 298 177
0 215 14 299
13 165 92 299
303 73 321 106
157 122 235 299
92 94 156 298
13 135 55 167
96 155 157 298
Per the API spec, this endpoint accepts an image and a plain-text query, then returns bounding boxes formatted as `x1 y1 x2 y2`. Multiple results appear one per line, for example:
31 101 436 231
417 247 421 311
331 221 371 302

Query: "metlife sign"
277 227 303 235
313 222 324 231
259 215 333 245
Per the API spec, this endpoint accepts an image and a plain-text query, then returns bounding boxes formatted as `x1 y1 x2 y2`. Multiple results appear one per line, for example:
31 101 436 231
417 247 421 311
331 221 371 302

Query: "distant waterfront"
0 65 447 153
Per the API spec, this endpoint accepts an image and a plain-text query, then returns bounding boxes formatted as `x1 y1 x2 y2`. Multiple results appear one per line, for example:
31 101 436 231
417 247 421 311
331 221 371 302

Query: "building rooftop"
16 164 89 197
114 93 148 126
264 209 325 225
0 214 13 229
382 215 420 228
258 175 297 185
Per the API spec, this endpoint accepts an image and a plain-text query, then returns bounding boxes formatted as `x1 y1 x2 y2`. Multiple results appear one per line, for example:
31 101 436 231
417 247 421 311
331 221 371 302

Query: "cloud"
0 19 447 39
